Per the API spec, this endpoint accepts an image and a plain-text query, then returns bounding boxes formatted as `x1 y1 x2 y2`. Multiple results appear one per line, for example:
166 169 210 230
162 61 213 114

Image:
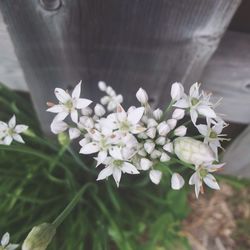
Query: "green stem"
52 183 92 228
162 100 174 119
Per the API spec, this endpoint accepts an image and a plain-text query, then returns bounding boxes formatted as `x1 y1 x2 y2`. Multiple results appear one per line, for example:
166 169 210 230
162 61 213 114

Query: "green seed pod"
58 132 70 146
174 137 215 165
22 223 56 250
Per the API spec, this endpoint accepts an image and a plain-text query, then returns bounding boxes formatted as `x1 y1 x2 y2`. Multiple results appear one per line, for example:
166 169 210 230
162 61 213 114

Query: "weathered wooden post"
0 0 240 135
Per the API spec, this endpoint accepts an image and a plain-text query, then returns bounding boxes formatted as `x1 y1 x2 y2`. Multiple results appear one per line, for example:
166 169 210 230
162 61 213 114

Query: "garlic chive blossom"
46 80 227 195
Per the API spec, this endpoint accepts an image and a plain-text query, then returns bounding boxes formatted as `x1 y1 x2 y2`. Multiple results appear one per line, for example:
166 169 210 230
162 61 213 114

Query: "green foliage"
0 84 190 250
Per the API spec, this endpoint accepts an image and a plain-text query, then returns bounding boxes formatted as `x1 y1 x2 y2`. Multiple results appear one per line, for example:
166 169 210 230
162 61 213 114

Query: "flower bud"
22 223 56 250
58 132 70 146
172 109 185 120
157 122 170 136
149 170 162 185
146 127 156 139
151 149 161 159
155 136 166 145
69 127 81 140
171 82 184 101
100 96 110 105
171 173 185 190
106 86 116 96
144 141 155 154
174 137 215 165
163 142 173 153
138 148 147 157
160 152 170 162
94 104 106 117
140 158 153 170
81 107 93 116
79 116 94 129
136 88 148 104
98 81 107 91
147 118 158 128
174 125 187 137
153 108 163 121
137 132 148 139
167 119 177 130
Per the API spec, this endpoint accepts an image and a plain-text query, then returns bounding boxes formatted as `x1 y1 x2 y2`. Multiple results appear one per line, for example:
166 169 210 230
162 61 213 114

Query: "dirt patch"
182 182 250 250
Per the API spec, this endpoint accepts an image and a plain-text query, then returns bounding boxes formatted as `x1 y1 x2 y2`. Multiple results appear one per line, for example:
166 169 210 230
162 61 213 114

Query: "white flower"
0 115 28 145
174 137 215 166
79 116 94 129
97 156 139 187
147 118 158 128
149 170 162 185
106 105 145 134
189 162 224 198
94 104 106 117
140 158 153 170
163 142 173 153
174 125 187 137
136 88 148 104
1 232 19 250
173 82 216 125
153 109 163 121
151 149 161 159
171 173 185 190
171 82 184 101
196 121 229 160
172 109 185 120
47 81 92 123
81 107 93 116
157 121 170 136
155 136 166 145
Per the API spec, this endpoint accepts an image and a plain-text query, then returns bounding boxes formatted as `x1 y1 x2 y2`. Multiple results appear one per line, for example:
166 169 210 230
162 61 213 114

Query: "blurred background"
0 0 250 249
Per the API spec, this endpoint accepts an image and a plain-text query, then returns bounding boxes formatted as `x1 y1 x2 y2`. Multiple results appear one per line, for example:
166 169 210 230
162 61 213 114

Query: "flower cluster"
47 81 228 197
0 115 28 145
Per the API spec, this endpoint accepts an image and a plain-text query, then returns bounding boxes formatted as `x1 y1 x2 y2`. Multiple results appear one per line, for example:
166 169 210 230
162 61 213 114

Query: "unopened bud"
22 223 56 250
94 104 106 117
155 136 166 145
144 141 155 154
146 127 156 139
174 125 187 137
136 88 148 104
171 173 185 190
171 82 184 101
157 122 170 136
167 119 177 130
140 158 153 170
160 152 170 162
58 132 70 146
147 118 158 128
174 137 215 165
153 108 163 121
98 81 107 91
172 109 185 120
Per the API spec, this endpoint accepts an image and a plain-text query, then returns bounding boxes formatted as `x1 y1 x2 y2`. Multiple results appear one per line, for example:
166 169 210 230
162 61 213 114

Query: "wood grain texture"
0 0 241 134
201 31 250 124
0 13 27 91
222 126 250 177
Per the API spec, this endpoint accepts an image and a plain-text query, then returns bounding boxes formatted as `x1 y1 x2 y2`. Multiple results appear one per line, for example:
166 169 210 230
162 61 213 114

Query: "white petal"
6 244 19 250
130 124 146 134
3 136 13 145
72 81 82 99
136 88 148 104
206 163 225 172
53 111 68 121
197 106 216 118
174 126 187 137
69 127 81 139
13 134 25 143
15 125 28 134
1 232 10 247
76 98 92 109
95 151 108 167
109 146 123 160
46 104 65 113
171 173 185 190
203 174 220 190
97 166 113 180
8 115 16 128
189 82 200 98
163 142 173 153
140 158 153 170
173 97 189 108
113 168 122 187
196 124 208 136
121 162 139 174
0 121 8 130
79 138 90 147
149 170 162 185
127 107 144 124
50 120 68 134
70 109 78 123
80 142 99 154
54 88 71 103
190 109 198 125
